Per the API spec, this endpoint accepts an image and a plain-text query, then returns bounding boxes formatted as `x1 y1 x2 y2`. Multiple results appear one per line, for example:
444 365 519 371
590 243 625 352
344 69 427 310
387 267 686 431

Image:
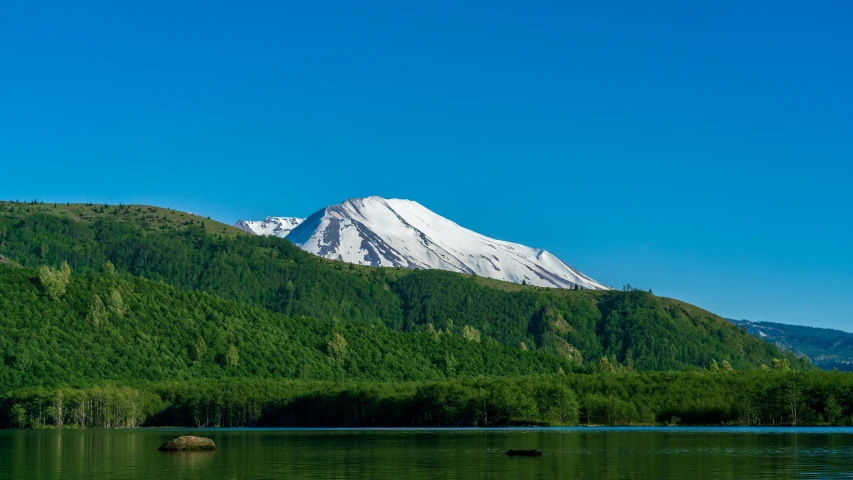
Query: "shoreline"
5 425 853 432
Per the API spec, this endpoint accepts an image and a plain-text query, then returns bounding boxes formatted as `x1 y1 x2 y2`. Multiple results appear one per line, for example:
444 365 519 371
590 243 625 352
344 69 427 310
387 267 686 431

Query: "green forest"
0 201 845 428
0 266 581 391
0 202 806 371
4 371 852 429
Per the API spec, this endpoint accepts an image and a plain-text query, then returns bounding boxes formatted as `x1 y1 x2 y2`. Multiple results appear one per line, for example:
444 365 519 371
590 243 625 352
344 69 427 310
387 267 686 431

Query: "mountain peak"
233 216 305 237
240 197 609 290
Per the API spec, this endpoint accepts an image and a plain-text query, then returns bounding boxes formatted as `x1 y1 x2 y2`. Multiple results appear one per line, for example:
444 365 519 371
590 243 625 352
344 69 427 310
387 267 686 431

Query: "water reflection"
1 428 852 479
159 451 216 469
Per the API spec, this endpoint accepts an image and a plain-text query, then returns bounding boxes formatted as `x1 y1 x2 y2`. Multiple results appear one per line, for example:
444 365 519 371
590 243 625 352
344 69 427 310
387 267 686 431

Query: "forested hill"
0 265 574 391
0 201 246 238
0 201 808 374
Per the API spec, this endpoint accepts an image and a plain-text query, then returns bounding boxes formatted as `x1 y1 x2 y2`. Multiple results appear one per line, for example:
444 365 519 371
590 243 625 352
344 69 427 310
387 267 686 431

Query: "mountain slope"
730 319 853 371
0 200 808 372
0 265 574 392
235 217 304 237
283 196 609 290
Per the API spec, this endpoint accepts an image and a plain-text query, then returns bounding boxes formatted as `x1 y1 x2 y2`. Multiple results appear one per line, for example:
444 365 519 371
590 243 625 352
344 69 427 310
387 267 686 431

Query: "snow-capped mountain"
234 217 305 237
240 196 609 290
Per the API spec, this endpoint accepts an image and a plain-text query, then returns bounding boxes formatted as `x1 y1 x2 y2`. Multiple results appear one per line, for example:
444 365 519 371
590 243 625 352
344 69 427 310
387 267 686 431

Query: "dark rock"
505 449 543 457
158 436 216 452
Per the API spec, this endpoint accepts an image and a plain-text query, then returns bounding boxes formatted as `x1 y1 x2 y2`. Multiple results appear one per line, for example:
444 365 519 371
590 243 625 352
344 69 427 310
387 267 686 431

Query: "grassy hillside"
0 200 245 238
0 201 808 372
0 265 574 392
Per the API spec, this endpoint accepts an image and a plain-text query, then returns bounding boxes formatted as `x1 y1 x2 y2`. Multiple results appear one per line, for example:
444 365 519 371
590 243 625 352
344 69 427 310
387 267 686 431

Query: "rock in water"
158 436 216 452
505 449 543 457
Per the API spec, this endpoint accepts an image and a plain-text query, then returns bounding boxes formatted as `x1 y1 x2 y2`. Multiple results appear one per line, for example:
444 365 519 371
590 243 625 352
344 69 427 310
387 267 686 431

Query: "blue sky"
2 1 851 330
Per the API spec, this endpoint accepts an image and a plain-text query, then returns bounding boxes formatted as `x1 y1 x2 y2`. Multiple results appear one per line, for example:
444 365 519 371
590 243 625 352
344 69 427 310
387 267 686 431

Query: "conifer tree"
597 356 615 374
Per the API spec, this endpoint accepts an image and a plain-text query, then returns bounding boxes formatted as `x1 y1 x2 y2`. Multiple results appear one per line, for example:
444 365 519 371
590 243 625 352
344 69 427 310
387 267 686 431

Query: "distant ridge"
730 319 853 371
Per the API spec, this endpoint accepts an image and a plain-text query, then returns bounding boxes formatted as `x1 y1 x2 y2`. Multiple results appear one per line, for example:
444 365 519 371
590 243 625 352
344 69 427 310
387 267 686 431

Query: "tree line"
3 371 851 428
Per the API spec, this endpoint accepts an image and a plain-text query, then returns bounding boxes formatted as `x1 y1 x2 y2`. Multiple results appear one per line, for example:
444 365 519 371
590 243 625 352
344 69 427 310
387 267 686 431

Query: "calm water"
2 427 853 479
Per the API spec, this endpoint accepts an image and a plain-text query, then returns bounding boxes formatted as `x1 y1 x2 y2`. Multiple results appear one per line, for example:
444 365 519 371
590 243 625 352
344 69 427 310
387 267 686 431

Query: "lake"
2 427 852 479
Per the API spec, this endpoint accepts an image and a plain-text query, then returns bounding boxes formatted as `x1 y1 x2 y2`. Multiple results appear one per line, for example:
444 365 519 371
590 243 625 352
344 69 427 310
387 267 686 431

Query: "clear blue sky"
2 1 851 330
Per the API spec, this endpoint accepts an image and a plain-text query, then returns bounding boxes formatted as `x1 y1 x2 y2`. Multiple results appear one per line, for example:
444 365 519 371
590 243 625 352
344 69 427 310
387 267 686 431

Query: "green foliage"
597 356 615 374
88 294 107 327
0 203 811 375
2 371 851 429
106 289 125 316
12 346 32 373
226 345 239 367
326 333 348 361
10 403 27 428
773 358 792 371
0 267 574 393
195 337 208 360
0 211 404 329
461 325 481 342
584 394 648 425
3 386 161 428
0 201 244 238
38 262 71 300
392 271 804 371
533 383 580 425
825 395 843 424
103 260 116 277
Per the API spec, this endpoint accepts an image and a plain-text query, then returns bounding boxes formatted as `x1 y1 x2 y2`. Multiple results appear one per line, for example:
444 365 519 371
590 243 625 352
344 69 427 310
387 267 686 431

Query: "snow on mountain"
278 196 610 290
234 217 305 237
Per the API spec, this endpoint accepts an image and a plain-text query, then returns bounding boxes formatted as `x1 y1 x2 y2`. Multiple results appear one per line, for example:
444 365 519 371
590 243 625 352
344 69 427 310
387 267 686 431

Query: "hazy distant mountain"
730 319 853 371
242 196 610 290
